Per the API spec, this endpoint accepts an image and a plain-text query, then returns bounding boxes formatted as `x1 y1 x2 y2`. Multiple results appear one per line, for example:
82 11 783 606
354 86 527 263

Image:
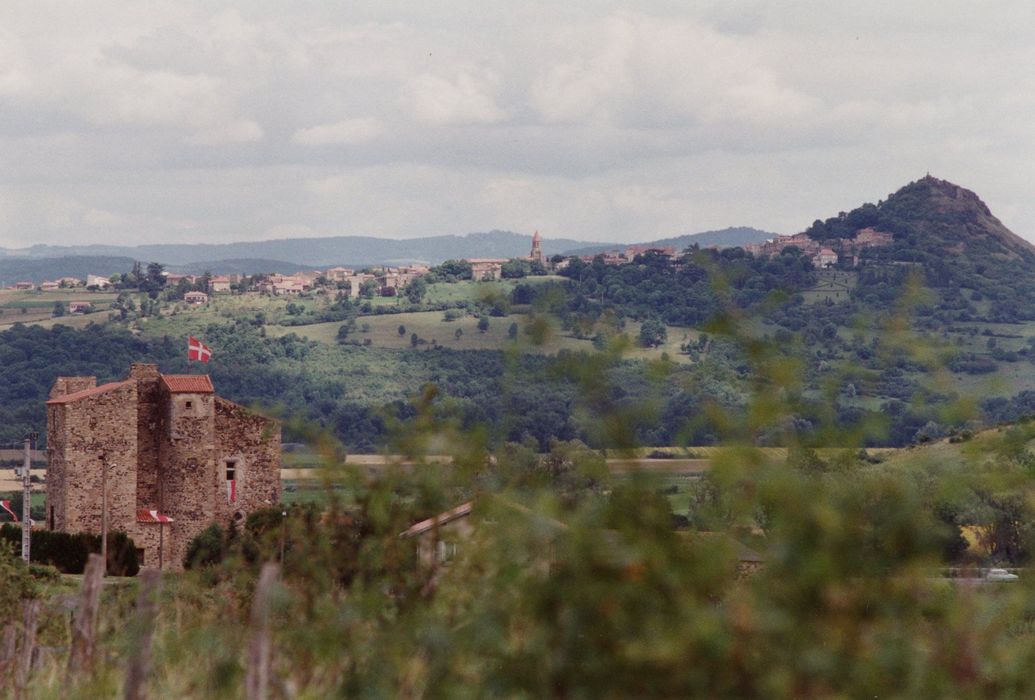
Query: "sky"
1 1 1034 248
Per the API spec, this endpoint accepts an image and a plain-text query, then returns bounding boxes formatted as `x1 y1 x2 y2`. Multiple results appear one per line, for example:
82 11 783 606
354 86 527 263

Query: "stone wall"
214 398 281 525
45 382 138 538
129 522 173 569
132 364 163 510
158 388 217 568
46 366 282 570
49 376 96 399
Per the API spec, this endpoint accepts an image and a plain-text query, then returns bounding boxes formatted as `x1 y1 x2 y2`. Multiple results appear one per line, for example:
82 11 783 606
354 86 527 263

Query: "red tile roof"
162 374 214 393
400 501 474 538
46 380 132 405
137 509 175 523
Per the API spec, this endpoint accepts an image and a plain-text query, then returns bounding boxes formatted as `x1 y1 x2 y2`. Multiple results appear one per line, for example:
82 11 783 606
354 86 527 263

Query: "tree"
431 260 473 281
501 259 530 279
455 328 464 341
337 321 356 343
398 325 407 337
638 318 667 348
360 280 379 299
478 316 490 333
508 322 519 340
410 332 419 347
139 262 166 299
405 277 428 304
52 301 65 317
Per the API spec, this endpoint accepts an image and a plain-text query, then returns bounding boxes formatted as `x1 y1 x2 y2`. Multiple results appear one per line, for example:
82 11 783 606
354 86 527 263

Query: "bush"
184 523 227 569
0 524 139 576
0 542 37 619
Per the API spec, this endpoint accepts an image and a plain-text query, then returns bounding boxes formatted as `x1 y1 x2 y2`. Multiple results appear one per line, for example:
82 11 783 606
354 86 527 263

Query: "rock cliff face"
877 176 1035 260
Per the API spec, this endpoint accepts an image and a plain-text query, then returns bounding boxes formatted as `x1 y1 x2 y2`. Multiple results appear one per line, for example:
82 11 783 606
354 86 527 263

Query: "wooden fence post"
0 622 17 675
15 599 40 699
67 553 105 682
245 563 279 700
123 569 162 700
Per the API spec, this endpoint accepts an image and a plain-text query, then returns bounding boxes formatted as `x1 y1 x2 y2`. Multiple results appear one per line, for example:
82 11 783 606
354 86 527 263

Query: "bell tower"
530 230 545 266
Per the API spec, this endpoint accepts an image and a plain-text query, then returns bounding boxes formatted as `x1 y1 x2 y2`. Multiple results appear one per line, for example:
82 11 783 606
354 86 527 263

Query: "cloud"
530 12 817 128
82 208 127 227
0 2 1033 247
187 119 264 145
402 71 507 125
292 118 383 146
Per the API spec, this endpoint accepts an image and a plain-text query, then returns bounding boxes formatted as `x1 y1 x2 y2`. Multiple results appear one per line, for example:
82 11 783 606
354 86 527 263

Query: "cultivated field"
0 289 117 330
801 270 857 304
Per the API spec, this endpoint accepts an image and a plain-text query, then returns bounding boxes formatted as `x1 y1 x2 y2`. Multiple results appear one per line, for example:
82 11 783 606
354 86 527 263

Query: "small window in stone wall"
226 460 238 504
185 400 193 410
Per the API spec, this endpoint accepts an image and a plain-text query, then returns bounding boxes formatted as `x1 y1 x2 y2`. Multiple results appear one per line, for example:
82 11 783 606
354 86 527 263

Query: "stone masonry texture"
46 363 281 569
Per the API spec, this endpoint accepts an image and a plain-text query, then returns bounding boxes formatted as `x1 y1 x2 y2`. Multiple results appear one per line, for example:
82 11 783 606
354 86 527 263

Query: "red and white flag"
0 500 19 522
227 479 237 504
188 336 212 363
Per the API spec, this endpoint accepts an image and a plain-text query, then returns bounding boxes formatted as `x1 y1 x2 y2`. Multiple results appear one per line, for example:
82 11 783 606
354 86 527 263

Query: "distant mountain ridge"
0 227 777 279
0 256 137 286
0 231 602 268
561 227 775 257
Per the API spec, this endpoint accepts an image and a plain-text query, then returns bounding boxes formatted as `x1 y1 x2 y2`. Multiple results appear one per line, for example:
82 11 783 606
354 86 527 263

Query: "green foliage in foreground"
16 434 1035 698
0 524 140 576
15 286 1035 696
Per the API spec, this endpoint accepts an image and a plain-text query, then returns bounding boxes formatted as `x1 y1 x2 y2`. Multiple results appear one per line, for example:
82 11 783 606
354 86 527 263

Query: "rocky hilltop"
875 176 1035 259
806 175 1034 259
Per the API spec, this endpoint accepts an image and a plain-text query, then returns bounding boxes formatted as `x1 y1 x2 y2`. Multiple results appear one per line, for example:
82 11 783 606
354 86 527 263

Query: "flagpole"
21 435 32 562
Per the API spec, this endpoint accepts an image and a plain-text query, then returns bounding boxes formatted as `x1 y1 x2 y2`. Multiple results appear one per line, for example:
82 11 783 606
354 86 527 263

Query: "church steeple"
530 230 545 266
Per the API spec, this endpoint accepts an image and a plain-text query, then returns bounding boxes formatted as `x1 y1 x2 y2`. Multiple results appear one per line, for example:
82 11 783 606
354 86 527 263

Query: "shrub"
184 523 227 569
0 524 139 575
0 542 37 619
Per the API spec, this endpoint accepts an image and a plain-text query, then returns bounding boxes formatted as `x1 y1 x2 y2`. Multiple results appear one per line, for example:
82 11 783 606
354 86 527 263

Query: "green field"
802 270 857 304
0 281 697 364
0 289 117 330
424 277 566 304
265 309 697 362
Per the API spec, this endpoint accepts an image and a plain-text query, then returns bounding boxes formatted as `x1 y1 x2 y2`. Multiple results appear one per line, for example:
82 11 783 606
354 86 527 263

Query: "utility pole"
101 457 108 577
21 434 34 563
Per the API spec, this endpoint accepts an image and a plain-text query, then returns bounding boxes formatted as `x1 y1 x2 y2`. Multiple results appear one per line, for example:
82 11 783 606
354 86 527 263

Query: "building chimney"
49 376 97 399
130 363 160 382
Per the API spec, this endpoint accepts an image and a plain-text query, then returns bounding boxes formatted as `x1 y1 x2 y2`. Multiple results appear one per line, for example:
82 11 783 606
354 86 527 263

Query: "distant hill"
170 259 321 275
0 231 612 268
0 256 137 285
560 227 775 257
802 175 1035 321
806 175 1035 255
0 228 781 271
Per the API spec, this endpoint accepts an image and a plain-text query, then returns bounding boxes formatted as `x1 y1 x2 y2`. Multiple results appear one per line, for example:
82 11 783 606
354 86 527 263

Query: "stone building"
46 363 280 569
530 230 545 266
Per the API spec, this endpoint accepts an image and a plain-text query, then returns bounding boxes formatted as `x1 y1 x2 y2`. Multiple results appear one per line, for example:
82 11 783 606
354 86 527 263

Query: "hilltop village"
4 225 899 310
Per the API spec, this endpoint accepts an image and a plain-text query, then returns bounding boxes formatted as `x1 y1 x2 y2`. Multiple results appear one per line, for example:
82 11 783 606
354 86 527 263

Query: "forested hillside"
0 256 136 285
4 176 1035 452
806 176 1035 321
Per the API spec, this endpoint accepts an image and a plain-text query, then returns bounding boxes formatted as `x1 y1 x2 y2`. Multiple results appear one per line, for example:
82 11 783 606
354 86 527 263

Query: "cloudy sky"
1 1 1033 248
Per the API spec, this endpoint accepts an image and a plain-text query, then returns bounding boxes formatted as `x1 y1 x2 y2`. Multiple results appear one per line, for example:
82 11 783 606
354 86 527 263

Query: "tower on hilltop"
530 230 545 266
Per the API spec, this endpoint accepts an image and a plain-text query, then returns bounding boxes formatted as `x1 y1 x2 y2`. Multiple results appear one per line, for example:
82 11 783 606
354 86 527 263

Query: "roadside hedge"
0 524 139 576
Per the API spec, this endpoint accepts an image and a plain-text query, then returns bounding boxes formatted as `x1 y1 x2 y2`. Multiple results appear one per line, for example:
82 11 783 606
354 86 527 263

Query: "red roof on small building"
161 374 214 394
137 509 175 523
46 380 132 405
400 501 474 538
